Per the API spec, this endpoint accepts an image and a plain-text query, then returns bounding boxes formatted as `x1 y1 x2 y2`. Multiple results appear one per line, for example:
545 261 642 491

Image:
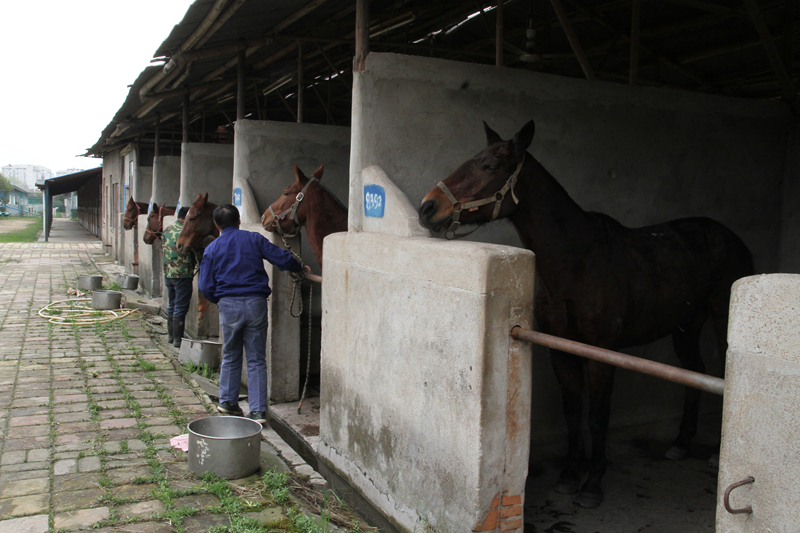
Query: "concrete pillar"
717 274 800 532
319 167 534 533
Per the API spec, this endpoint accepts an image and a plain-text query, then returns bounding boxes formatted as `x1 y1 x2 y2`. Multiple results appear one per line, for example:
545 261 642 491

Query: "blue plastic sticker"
176 200 181 211
233 188 242 207
148 201 153 214
364 184 385 218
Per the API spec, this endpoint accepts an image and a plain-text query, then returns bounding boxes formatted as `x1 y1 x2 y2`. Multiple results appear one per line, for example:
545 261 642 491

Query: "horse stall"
230 119 350 405
170 142 233 339
315 51 799 532
137 155 181 299
122 147 153 276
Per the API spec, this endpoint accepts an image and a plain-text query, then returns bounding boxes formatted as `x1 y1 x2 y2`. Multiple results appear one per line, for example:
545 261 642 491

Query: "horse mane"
318 182 348 213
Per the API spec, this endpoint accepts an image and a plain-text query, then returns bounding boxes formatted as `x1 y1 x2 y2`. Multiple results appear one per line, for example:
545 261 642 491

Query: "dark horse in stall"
417 120 754 508
122 197 150 231
142 203 176 245
176 193 218 252
260 164 348 267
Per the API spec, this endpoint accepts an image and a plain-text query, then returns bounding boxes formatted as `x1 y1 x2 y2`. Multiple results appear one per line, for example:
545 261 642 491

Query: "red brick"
501 494 522 506
499 518 523 532
473 510 498 532
499 504 522 519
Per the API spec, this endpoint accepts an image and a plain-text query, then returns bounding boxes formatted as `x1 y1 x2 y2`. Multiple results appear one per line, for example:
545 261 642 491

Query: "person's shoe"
173 316 186 348
166 314 174 344
217 402 243 416
247 411 268 425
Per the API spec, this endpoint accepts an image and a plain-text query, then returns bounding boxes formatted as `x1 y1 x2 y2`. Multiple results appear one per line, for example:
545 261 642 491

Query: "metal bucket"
178 339 222 369
77 275 103 290
116 274 140 290
92 290 122 310
120 274 140 290
188 416 263 479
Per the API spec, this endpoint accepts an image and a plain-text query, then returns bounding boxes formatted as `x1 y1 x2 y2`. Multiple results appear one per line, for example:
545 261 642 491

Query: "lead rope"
275 230 314 415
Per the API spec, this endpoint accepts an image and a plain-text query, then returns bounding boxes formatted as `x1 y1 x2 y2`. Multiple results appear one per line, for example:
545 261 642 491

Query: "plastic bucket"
92 290 122 310
188 416 263 479
77 275 103 290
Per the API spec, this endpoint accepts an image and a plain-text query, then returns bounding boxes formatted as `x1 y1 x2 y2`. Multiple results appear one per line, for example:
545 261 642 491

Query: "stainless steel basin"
188 416 263 479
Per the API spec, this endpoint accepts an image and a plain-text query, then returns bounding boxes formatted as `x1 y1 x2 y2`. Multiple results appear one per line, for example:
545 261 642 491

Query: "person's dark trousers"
218 297 269 412
165 277 193 347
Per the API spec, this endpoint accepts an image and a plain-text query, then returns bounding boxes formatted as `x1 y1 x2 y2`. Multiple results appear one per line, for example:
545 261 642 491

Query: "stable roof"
87 0 800 157
36 167 103 197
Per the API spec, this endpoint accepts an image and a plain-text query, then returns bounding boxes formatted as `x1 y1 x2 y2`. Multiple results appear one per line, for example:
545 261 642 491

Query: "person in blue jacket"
198 203 307 425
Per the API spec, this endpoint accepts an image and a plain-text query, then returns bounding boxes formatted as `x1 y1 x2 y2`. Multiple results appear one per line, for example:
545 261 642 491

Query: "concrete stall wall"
178 143 234 208
232 120 350 401
320 231 535 533
178 143 233 339
151 155 181 208
140 155 182 299
101 150 124 262
349 52 794 442
717 274 800 532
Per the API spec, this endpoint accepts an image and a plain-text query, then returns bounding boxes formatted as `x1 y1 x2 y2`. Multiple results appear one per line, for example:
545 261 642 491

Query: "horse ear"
202 193 209 205
483 121 503 146
508 120 535 161
152 202 159 212
312 164 324 180
293 164 308 184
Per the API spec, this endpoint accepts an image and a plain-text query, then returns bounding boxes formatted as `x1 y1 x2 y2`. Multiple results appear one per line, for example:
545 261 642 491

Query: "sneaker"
217 402 243 416
247 411 268 424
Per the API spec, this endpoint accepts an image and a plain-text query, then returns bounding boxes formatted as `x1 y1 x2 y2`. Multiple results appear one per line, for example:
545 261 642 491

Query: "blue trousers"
165 277 193 317
218 297 269 411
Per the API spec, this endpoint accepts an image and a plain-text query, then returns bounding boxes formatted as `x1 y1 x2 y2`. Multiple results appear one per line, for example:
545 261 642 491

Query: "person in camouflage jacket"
162 207 198 347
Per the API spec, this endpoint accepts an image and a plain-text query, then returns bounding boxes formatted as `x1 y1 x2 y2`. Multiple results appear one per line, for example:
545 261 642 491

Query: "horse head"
122 197 141 230
176 193 219 252
261 164 325 237
418 120 535 237
143 203 162 244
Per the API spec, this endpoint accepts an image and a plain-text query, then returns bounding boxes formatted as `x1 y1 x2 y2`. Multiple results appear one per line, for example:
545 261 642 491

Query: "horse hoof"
573 490 603 509
665 445 689 461
707 453 720 469
553 477 581 495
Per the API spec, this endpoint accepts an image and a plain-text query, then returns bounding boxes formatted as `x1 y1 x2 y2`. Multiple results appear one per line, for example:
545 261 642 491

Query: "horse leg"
573 360 615 509
550 349 584 495
665 321 706 461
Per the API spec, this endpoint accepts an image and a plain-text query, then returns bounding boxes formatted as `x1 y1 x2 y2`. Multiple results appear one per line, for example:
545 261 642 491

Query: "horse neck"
303 188 347 265
508 157 594 274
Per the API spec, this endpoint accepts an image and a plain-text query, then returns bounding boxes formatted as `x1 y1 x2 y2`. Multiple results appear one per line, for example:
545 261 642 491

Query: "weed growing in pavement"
182 361 216 379
119 440 130 453
263 470 290 505
134 358 157 372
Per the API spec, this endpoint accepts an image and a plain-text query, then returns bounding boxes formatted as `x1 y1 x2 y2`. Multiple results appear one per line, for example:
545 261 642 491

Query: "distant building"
56 168 83 177
1 164 52 189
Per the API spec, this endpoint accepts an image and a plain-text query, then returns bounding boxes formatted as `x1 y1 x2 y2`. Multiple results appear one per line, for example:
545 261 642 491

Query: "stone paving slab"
0 242 342 532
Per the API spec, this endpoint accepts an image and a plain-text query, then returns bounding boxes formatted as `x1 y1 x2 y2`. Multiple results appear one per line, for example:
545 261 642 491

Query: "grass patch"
0 218 41 242
182 361 216 379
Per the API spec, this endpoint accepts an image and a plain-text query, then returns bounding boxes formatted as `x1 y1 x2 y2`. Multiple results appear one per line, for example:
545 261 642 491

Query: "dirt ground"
0 217 39 234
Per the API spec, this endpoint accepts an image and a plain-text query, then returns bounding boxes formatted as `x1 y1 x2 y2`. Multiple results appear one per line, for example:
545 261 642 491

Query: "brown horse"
418 120 754 508
142 203 176 244
260 164 347 267
122 198 149 230
176 193 218 252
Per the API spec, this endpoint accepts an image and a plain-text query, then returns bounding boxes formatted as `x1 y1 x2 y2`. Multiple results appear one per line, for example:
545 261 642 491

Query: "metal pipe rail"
510 326 725 396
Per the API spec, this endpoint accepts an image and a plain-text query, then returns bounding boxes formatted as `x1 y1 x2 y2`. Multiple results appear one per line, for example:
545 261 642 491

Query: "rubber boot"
173 316 186 348
166 314 174 344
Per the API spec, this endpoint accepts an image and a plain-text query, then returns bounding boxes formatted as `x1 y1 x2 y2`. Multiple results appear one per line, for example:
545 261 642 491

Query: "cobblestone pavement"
0 242 317 532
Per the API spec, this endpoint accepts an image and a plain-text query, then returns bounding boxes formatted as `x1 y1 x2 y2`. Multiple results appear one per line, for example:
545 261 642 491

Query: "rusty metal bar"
510 326 724 396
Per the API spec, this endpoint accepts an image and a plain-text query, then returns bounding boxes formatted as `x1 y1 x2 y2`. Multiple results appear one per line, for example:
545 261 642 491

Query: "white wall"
179 143 234 209
151 155 181 208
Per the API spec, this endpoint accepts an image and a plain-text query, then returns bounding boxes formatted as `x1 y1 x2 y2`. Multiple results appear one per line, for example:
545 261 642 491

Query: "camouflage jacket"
162 220 197 279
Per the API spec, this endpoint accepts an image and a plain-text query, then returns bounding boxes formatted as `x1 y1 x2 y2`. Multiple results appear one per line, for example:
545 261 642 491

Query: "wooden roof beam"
550 0 596 79
742 0 797 105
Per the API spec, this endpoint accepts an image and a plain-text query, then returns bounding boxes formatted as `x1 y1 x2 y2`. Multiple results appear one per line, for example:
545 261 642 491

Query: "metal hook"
723 476 754 515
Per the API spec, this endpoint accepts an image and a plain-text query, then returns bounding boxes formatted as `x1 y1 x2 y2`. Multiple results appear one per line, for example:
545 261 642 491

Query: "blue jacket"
198 227 302 304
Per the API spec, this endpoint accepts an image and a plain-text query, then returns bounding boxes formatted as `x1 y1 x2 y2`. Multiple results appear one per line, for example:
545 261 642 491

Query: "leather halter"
436 154 525 240
267 177 318 238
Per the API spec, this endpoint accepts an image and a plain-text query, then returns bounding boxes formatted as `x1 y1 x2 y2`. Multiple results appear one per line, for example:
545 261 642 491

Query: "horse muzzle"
418 198 453 233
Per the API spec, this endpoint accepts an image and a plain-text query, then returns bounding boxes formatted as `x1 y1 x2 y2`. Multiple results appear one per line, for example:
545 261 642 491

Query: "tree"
0 174 13 205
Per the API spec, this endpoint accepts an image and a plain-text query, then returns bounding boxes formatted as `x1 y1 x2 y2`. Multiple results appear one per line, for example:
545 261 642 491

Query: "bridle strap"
437 154 525 240
268 177 318 238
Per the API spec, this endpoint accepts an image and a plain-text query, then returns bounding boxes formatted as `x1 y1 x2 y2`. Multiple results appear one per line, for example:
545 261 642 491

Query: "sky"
0 1 194 177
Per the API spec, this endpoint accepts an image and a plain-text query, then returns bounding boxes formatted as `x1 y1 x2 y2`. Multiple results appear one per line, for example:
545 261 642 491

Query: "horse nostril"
419 199 437 220
176 243 182 252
